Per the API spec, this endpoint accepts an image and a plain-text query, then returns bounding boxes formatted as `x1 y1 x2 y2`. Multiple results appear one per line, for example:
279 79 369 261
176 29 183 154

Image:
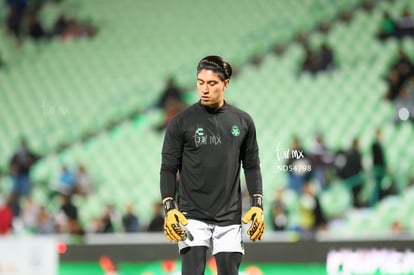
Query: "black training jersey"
160 101 262 226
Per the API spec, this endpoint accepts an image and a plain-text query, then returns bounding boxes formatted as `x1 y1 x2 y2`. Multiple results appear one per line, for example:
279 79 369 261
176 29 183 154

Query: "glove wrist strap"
251 194 263 209
162 197 176 213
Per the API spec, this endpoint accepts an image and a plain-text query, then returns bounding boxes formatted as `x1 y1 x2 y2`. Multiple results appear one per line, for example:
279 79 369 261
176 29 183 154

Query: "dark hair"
197 55 232 81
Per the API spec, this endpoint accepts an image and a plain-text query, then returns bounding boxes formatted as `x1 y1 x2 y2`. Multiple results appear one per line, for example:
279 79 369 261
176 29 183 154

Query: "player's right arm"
160 116 188 242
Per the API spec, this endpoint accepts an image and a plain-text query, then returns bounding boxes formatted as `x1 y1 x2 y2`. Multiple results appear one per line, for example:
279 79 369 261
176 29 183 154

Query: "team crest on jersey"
231 125 240 136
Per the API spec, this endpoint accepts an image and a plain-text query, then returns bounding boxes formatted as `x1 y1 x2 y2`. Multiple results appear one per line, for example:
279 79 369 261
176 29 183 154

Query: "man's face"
197 69 229 108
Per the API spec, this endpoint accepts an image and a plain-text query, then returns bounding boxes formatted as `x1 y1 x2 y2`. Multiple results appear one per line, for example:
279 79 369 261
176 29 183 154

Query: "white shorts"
178 219 244 255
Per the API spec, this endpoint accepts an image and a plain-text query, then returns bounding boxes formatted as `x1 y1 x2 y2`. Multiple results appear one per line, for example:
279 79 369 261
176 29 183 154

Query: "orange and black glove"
242 194 264 241
163 197 189 242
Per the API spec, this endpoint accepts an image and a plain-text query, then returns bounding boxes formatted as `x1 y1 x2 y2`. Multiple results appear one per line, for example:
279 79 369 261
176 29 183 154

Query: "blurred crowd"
0 138 165 239
300 43 335 75
376 8 414 41
267 129 413 236
296 5 414 125
4 0 97 47
375 1 414 126
384 48 414 124
151 77 187 132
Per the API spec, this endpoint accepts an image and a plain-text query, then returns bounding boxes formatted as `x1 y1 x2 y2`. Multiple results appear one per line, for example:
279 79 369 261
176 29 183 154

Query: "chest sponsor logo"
194 127 222 147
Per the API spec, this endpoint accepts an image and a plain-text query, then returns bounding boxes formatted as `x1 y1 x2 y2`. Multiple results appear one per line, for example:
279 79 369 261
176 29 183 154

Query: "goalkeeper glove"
163 197 189 242
242 194 264 241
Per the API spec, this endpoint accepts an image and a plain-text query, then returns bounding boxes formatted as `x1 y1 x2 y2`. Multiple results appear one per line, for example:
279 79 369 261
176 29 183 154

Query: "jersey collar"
198 100 228 114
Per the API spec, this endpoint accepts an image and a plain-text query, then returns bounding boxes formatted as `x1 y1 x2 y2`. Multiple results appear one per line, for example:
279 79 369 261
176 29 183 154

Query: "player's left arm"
240 116 264 241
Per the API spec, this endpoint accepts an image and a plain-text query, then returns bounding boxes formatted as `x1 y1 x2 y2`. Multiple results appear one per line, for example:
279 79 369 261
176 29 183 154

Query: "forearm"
244 165 263 196
160 166 177 200
242 168 264 241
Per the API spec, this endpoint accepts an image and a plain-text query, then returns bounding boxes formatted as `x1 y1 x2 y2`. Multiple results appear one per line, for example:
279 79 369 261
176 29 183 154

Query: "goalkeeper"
160 55 264 275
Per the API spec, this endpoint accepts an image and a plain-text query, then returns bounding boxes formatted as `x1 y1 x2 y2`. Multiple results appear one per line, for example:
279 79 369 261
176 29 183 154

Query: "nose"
202 83 209 93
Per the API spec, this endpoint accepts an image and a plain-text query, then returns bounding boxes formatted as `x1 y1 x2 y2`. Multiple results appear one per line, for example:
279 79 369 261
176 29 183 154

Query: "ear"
223 79 230 89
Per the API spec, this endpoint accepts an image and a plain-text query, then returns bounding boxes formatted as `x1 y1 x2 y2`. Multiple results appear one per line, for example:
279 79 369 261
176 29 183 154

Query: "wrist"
251 194 263 209
162 197 176 213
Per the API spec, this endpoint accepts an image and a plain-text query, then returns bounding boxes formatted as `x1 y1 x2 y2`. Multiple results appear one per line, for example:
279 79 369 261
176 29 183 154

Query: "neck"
201 100 225 113
208 99 224 109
